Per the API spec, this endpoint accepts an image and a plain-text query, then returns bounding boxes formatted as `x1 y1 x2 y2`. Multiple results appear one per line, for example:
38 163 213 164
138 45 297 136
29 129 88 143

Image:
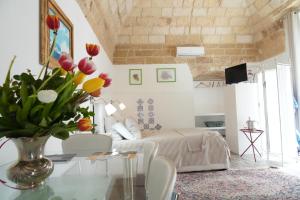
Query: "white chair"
147 157 177 200
62 134 112 176
143 142 159 187
62 134 112 156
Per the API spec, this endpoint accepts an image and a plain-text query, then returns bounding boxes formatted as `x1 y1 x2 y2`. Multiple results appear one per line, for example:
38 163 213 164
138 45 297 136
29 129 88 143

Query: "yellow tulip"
60 68 67 76
74 72 86 85
82 77 105 93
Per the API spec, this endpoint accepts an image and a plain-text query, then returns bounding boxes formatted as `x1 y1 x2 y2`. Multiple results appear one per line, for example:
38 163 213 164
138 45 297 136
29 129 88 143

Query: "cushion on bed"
112 122 136 140
105 116 117 131
105 116 123 141
107 131 123 141
125 117 142 139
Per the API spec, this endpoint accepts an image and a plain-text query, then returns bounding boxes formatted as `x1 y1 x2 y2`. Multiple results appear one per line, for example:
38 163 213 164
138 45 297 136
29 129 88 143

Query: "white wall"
193 87 225 115
225 83 260 154
0 0 113 164
111 64 195 129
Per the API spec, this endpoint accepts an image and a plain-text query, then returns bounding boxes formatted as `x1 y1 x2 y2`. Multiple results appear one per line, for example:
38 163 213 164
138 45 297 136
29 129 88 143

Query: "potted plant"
0 15 112 189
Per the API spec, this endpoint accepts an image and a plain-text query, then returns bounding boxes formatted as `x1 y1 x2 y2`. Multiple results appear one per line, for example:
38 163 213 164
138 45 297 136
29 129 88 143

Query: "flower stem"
37 69 61 92
38 31 58 80
57 72 80 94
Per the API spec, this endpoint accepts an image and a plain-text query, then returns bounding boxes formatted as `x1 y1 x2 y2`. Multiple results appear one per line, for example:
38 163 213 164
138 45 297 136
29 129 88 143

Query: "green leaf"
0 117 18 129
13 75 20 80
20 81 28 107
4 56 16 88
1 128 35 138
39 118 48 127
50 127 69 140
20 72 35 85
20 96 35 121
16 106 23 125
30 105 44 118
1 88 9 105
8 105 19 113
41 103 54 121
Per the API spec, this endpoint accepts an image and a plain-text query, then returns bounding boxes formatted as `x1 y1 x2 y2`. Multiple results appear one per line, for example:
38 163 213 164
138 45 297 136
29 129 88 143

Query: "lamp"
105 103 117 116
111 100 126 111
118 102 126 110
90 97 117 133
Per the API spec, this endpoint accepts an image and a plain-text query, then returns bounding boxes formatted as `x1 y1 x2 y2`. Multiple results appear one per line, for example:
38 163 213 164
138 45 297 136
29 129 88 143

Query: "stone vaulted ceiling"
76 0 139 58
117 0 300 45
77 0 300 79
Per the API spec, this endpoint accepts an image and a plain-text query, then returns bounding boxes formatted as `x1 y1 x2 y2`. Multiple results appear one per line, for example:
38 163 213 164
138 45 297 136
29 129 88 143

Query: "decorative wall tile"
136 98 161 130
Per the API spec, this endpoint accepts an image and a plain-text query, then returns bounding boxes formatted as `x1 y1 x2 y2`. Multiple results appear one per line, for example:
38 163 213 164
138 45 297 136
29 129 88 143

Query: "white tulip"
37 90 58 104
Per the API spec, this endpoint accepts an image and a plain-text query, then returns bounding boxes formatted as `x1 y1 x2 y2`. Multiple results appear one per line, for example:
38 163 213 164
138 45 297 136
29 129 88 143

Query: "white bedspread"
112 128 230 172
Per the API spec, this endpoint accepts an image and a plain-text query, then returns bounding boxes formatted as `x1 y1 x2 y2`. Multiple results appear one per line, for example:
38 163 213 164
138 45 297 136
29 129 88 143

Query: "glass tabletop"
0 153 146 200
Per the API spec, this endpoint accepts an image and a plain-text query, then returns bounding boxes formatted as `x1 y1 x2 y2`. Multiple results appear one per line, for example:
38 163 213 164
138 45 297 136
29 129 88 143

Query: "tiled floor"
230 153 300 178
230 154 269 169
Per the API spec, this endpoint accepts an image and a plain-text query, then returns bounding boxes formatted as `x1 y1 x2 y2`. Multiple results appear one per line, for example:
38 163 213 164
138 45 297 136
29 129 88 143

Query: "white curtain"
276 63 298 161
286 11 300 127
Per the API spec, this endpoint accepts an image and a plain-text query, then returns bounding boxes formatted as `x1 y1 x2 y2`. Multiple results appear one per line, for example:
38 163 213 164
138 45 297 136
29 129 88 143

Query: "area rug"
175 169 300 200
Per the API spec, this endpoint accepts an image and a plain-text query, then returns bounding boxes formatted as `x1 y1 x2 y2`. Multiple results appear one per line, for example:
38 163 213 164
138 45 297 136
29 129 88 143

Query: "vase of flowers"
0 15 111 189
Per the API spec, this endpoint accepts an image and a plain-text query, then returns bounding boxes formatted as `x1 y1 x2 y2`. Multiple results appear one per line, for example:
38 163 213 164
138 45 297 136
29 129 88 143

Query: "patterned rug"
175 169 300 200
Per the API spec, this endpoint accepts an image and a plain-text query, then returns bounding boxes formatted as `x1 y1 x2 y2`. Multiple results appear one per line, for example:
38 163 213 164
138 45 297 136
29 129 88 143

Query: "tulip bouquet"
0 15 111 140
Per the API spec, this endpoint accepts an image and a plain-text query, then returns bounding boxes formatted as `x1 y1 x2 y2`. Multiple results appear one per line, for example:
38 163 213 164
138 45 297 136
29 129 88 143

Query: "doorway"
259 63 298 167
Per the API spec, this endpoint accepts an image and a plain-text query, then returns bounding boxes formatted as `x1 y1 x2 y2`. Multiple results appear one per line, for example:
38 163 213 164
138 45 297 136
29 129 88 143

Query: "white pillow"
108 131 123 141
112 122 136 140
105 116 123 141
125 117 142 139
105 116 117 132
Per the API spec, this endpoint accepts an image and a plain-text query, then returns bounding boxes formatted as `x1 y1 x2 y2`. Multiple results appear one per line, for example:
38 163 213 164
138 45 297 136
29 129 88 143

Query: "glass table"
0 153 146 200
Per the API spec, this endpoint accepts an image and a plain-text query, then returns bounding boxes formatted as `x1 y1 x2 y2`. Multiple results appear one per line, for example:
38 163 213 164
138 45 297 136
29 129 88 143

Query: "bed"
112 128 230 172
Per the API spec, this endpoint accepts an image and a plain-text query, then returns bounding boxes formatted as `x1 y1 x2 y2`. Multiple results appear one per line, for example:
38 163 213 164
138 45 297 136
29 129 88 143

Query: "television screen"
225 63 248 84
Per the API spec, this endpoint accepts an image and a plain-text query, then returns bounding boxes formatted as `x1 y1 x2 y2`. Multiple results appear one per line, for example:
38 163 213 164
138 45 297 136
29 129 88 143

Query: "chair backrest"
147 157 177 200
62 134 112 156
143 142 159 184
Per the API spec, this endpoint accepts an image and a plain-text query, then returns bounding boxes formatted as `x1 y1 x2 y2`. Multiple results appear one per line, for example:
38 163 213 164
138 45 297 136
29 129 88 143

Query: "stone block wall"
113 43 259 80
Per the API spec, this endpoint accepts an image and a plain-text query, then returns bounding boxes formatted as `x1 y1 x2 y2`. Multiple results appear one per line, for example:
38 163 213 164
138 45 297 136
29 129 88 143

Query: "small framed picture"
156 68 176 83
129 69 142 85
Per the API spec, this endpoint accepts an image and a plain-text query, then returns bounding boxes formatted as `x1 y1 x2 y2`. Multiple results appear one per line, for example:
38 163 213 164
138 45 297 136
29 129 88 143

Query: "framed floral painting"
129 69 142 85
40 0 73 68
156 68 176 83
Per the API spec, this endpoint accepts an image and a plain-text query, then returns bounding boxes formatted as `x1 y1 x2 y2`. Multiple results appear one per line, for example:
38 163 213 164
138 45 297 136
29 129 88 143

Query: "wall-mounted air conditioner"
176 46 205 57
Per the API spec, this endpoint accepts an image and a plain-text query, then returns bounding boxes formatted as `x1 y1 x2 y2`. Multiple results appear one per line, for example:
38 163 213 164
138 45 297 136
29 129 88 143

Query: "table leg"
240 131 252 157
251 132 264 158
253 145 262 157
250 133 257 162
240 144 252 157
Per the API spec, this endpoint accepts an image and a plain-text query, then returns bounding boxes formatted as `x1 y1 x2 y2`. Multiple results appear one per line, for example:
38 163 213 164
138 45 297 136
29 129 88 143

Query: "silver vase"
7 135 54 189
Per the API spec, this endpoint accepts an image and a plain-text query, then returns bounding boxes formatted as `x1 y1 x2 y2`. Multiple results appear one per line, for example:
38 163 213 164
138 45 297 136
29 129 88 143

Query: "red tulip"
99 73 108 80
77 118 93 131
103 78 112 88
86 44 99 57
46 15 60 31
58 53 74 71
99 73 112 88
78 57 96 75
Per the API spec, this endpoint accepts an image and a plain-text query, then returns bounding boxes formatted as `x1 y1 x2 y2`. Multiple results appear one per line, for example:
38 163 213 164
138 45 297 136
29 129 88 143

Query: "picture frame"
40 0 74 68
156 68 176 83
129 69 142 85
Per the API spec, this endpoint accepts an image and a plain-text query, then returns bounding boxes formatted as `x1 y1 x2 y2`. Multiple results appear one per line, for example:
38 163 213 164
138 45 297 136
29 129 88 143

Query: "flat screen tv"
225 63 248 84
